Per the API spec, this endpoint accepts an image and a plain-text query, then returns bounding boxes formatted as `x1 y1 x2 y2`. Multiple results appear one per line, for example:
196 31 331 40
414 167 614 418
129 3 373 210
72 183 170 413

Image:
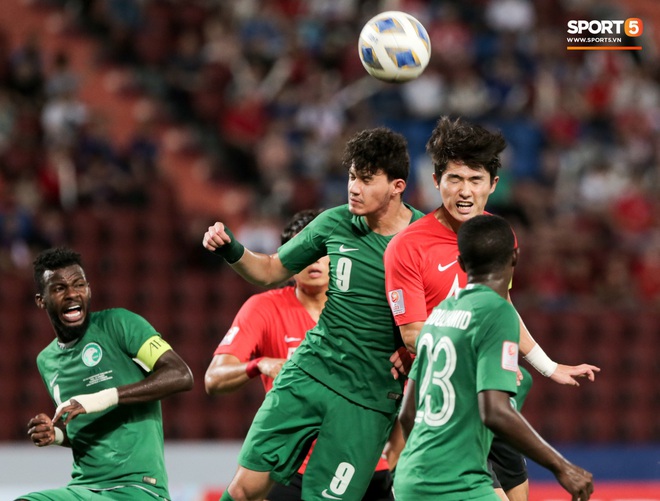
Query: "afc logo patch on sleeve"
220 326 240 346
388 289 405 316
501 341 519 372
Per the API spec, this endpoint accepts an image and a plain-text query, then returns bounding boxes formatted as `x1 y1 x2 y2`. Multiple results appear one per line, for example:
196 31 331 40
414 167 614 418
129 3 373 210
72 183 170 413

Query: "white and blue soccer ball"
358 11 431 83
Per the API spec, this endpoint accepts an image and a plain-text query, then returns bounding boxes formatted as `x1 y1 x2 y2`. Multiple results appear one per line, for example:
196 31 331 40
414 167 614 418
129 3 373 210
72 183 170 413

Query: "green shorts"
239 363 396 500
17 485 169 501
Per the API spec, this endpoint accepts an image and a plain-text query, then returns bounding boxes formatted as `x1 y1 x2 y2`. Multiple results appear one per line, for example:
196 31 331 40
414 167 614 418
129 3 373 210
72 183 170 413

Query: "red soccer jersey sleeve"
385 212 467 325
213 286 315 393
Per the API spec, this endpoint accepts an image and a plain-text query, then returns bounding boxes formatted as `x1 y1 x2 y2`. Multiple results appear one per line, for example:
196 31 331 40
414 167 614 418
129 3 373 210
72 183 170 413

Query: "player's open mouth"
62 305 84 323
456 201 473 214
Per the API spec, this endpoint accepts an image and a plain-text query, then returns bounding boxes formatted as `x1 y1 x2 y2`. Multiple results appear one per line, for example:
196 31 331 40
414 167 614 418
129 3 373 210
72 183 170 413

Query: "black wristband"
213 226 245 264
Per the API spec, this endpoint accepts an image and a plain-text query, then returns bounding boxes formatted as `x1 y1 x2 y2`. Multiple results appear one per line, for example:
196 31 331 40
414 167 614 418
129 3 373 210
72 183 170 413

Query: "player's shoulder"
462 286 516 318
389 212 439 247
92 308 141 323
242 286 298 314
299 205 348 234
246 285 296 305
317 204 350 221
36 338 60 362
89 308 154 336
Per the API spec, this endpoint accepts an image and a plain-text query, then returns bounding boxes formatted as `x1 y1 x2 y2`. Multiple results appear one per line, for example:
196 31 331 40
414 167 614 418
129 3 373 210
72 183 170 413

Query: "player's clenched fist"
27 413 59 447
556 462 594 500
203 222 231 251
202 223 245 264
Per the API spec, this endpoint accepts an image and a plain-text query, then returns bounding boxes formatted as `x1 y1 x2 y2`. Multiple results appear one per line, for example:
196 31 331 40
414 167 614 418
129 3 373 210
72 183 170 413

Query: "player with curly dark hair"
202 127 424 501
205 208 396 501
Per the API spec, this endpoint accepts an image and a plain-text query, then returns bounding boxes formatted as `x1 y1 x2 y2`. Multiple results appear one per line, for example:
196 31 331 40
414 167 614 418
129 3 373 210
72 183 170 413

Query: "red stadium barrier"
530 482 660 501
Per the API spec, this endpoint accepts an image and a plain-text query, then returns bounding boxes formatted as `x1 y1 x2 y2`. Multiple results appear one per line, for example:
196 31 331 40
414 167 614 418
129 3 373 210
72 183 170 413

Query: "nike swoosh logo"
438 260 457 272
321 490 342 500
284 336 301 343
49 373 59 388
339 244 359 252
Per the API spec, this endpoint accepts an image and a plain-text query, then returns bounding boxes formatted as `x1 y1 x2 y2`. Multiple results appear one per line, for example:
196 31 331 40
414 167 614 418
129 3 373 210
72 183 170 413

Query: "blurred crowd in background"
1 0 659 443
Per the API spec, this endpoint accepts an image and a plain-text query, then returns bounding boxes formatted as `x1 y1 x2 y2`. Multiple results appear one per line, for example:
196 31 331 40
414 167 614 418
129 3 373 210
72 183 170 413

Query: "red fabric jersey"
214 286 312 392
213 285 390 472
384 211 517 325
385 212 466 324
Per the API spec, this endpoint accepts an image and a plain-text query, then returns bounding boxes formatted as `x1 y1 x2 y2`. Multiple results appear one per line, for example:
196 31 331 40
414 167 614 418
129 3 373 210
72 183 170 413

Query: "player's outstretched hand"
390 347 414 380
27 413 57 447
203 222 232 252
555 462 594 500
550 363 600 386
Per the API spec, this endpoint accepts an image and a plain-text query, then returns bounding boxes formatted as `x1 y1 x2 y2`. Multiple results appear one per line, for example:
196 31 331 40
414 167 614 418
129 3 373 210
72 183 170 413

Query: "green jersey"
394 285 520 500
278 204 424 414
36 308 170 500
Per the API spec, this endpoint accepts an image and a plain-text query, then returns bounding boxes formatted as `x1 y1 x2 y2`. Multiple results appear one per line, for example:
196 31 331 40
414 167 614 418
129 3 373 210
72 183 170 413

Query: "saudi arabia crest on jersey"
82 342 103 367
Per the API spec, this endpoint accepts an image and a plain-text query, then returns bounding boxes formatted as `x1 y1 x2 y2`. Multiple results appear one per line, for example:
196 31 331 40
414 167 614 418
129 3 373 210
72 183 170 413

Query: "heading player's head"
457 215 517 282
427 117 506 225
282 209 329 293
342 127 410 216
33 247 91 343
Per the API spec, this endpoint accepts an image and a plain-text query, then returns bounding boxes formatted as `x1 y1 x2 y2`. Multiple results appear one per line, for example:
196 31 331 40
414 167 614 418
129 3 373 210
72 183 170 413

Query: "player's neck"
295 285 328 322
468 275 510 299
435 206 462 234
364 200 412 236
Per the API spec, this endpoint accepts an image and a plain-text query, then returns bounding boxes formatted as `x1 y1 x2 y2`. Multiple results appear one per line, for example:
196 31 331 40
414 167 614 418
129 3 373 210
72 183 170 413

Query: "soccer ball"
358 11 431 83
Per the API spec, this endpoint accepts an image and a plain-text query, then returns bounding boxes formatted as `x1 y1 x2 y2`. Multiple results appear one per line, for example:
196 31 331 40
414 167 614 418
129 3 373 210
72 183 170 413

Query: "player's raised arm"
203 221 293 287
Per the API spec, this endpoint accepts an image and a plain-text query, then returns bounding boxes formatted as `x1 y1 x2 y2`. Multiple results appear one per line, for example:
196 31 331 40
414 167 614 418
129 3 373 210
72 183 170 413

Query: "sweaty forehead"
43 264 86 285
443 162 488 177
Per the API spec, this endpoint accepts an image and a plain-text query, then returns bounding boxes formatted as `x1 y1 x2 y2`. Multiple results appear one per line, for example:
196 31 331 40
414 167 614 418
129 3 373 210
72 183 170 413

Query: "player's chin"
348 201 366 215
452 207 478 222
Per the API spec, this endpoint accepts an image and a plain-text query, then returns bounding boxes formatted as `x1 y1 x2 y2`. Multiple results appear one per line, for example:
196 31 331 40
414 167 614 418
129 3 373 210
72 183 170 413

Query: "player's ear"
511 248 519 267
35 293 45 309
392 178 407 196
489 175 499 194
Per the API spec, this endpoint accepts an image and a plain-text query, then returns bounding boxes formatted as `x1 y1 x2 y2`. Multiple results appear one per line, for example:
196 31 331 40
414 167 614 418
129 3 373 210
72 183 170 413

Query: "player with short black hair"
384 116 599 500
393 215 594 500
18 247 193 501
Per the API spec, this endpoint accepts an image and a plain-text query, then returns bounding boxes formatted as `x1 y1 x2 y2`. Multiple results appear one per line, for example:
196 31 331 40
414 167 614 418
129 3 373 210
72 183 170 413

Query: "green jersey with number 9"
394 284 520 500
278 204 424 414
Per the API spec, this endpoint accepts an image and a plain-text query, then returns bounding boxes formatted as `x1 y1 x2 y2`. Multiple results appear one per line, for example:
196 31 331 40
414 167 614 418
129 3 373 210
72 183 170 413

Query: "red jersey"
214 286 313 393
384 211 517 324
384 212 466 324
214 285 390 472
